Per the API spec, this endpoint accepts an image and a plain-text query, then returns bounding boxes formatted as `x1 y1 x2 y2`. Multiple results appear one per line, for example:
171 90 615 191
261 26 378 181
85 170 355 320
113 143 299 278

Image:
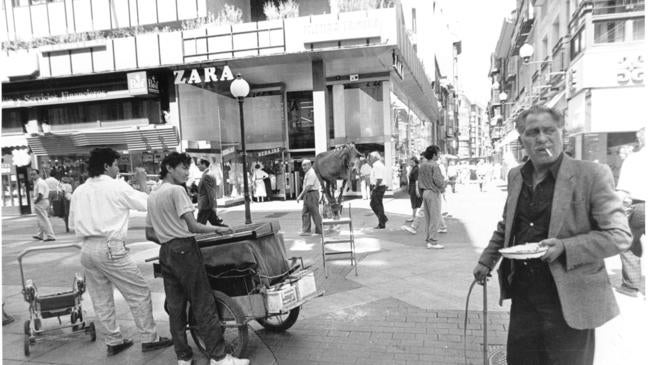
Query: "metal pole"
483 280 488 365
239 97 252 224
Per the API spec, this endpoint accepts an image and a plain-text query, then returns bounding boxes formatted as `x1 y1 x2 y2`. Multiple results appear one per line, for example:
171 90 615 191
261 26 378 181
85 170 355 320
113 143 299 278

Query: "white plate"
499 243 548 260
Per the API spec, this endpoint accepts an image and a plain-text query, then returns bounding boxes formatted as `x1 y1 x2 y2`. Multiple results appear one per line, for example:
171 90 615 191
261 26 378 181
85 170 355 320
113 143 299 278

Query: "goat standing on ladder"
313 143 362 220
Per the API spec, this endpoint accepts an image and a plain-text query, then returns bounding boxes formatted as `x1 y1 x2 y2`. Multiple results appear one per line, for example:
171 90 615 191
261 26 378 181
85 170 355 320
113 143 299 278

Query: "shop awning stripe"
26 126 179 155
1 134 28 149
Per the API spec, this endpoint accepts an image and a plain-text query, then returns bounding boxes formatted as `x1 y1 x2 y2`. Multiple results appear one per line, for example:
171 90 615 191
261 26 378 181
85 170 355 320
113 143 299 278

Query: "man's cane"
464 276 490 365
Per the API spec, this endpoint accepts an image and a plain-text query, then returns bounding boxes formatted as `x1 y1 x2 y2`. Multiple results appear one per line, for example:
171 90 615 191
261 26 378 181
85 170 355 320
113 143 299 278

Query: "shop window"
633 17 644 40
1 110 25 133
287 91 315 150
594 19 626 43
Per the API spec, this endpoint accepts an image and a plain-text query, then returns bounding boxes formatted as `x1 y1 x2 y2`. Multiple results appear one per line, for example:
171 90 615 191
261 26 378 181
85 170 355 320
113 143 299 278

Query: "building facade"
2 0 443 212
488 0 644 177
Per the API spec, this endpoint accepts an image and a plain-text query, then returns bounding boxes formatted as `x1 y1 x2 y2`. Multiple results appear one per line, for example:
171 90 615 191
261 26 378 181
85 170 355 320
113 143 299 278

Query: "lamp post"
230 73 252 224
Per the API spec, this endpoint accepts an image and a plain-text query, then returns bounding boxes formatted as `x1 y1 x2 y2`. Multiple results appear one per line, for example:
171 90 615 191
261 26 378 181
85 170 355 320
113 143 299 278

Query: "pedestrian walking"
252 164 268 203
296 159 322 236
30 169 55 241
447 159 459 193
405 156 422 223
473 105 631 364
196 158 225 227
368 151 388 229
476 159 490 192
60 176 73 232
359 158 372 200
417 146 445 248
615 126 646 298
68 148 172 356
145 152 249 365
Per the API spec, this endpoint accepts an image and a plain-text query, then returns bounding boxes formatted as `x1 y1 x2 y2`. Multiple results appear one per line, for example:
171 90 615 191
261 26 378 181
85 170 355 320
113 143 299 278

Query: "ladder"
320 203 358 278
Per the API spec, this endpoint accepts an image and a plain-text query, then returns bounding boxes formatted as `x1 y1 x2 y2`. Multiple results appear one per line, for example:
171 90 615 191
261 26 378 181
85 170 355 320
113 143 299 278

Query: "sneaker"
401 225 416 234
107 339 134 356
299 232 312 236
437 228 448 233
142 336 173 352
426 243 445 249
210 354 250 365
32 235 43 240
615 285 642 298
405 217 414 222
43 238 56 242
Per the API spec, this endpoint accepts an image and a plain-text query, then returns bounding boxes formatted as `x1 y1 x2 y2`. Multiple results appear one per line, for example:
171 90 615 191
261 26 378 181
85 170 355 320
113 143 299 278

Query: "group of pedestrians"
66 148 248 365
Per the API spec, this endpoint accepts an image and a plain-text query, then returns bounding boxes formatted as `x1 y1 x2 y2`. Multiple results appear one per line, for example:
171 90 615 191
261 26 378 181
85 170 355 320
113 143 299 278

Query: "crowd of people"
22 104 645 365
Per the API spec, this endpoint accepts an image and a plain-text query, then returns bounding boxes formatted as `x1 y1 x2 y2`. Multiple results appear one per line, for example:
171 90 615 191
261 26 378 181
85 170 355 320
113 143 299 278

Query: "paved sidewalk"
3 181 649 364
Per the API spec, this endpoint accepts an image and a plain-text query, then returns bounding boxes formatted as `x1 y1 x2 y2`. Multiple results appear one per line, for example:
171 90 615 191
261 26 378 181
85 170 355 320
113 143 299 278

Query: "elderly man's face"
302 162 311 172
519 112 563 167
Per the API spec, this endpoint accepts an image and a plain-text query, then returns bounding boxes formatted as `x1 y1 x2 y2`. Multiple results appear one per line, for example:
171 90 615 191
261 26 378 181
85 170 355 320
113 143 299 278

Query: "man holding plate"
473 105 631 364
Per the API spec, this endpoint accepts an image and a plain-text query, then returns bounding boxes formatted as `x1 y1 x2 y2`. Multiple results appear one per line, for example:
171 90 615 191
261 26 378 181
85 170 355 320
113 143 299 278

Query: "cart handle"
17 243 82 292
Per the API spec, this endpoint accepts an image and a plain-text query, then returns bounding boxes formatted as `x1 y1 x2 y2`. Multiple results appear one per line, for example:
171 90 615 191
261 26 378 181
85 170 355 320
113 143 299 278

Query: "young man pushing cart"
145 152 249 365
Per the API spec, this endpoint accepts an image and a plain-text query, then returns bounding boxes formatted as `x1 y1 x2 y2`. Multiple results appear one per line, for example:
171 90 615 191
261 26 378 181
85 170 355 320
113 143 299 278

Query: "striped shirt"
418 161 445 192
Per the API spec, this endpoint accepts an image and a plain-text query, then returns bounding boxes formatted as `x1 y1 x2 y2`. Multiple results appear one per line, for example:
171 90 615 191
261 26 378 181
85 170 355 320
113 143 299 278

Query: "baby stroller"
18 243 96 356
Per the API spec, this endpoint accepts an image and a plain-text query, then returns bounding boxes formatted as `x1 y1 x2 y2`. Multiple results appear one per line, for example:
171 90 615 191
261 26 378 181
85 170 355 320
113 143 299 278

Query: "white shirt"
33 178 50 205
370 160 388 186
617 147 647 201
69 175 148 241
303 167 321 191
45 176 60 192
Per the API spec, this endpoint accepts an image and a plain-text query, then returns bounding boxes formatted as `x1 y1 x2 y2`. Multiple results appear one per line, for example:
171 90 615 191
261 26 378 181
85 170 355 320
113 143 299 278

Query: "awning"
496 129 519 149
27 125 179 156
1 134 29 149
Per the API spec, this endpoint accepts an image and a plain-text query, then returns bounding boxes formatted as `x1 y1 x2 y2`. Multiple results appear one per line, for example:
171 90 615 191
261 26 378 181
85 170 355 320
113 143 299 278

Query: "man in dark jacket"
196 159 224 226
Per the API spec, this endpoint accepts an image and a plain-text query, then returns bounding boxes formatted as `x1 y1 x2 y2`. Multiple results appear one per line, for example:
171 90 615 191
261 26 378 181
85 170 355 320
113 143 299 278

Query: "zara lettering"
174 66 234 84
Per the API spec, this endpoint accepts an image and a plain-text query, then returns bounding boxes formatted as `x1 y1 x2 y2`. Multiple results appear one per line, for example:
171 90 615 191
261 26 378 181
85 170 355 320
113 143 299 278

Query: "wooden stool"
320 203 358 278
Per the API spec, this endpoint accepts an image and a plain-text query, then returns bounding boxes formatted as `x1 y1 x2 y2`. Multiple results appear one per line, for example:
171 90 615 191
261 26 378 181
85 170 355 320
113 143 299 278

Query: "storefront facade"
2 3 439 211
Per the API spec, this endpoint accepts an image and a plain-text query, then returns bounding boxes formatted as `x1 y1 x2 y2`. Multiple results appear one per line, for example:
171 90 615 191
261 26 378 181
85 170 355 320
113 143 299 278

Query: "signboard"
222 147 236 156
257 147 282 157
616 55 644 85
127 71 160 95
2 88 122 108
174 66 234 84
303 17 381 44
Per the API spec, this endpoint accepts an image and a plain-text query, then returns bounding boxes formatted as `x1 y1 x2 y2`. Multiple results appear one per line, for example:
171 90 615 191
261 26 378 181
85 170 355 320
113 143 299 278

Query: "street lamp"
518 43 534 62
230 73 252 224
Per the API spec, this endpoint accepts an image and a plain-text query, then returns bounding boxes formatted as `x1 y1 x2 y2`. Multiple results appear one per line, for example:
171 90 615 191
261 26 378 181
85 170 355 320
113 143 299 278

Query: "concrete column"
312 59 328 154
381 81 393 189
332 84 346 139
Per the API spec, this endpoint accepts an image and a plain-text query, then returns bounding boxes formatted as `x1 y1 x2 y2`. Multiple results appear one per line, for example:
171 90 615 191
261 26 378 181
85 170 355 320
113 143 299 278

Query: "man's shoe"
405 217 414 222
32 235 43 240
299 232 312 236
210 354 250 365
373 225 386 229
426 243 445 249
43 238 56 242
437 228 448 233
178 359 193 365
107 339 134 356
615 285 642 298
401 225 416 234
142 336 173 352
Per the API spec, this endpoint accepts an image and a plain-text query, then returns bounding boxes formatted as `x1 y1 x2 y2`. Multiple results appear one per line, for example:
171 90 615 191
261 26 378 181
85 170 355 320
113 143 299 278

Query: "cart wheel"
23 320 30 335
86 322 96 342
257 307 300 332
189 291 248 358
24 335 30 356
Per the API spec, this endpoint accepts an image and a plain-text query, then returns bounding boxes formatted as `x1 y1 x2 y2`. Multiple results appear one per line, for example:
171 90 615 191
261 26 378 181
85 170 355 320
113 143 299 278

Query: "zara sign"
174 66 235 84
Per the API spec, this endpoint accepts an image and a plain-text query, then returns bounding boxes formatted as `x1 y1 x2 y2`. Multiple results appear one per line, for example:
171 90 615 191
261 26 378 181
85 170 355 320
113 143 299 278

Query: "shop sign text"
174 66 234 84
616 56 644 85
257 147 281 157
127 71 159 95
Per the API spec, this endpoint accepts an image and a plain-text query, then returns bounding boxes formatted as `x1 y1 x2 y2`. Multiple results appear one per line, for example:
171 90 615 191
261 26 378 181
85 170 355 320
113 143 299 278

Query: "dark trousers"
507 261 594 365
302 191 322 234
197 208 221 226
159 237 225 361
370 185 388 227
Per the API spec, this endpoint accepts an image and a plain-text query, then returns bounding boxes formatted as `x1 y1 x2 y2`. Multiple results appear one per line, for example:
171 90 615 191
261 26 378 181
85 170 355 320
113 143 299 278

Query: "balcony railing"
593 0 645 15
2 0 210 42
